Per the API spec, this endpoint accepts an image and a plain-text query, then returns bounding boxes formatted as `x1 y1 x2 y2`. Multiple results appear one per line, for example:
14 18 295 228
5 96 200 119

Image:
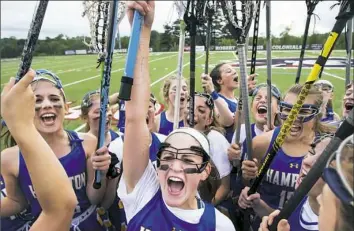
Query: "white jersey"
118 161 236 231
207 130 232 178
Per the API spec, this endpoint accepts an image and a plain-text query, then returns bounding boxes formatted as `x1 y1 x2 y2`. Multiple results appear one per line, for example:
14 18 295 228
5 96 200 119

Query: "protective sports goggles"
194 92 215 110
81 90 100 108
251 83 282 101
346 81 353 90
279 101 319 123
156 142 210 174
309 133 334 156
32 69 66 100
322 135 354 206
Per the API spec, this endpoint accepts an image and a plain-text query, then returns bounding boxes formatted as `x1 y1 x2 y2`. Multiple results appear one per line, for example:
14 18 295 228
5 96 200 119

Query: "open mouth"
290 124 302 135
40 113 57 126
233 76 238 82
167 176 185 195
344 101 354 111
257 105 267 115
180 96 186 104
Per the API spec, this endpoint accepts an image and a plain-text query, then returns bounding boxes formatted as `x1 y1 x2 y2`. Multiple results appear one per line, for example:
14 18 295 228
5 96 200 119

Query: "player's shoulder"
207 129 228 143
77 132 97 157
1 145 20 174
214 208 236 231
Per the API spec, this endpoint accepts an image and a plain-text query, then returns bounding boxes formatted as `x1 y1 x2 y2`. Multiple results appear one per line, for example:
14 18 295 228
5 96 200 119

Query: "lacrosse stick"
268 109 354 231
249 0 261 77
184 0 207 127
345 13 353 86
294 0 322 84
118 10 144 101
15 0 48 82
82 1 126 56
83 0 121 189
265 0 272 129
204 1 216 76
173 1 188 130
221 0 256 162
248 0 354 197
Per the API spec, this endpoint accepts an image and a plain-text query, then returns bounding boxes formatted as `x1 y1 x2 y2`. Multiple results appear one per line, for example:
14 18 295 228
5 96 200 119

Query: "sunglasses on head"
279 101 319 123
252 83 282 101
322 135 354 207
194 92 215 110
81 90 100 108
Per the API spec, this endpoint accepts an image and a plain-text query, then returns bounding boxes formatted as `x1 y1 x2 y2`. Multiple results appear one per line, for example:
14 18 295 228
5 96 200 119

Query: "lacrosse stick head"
82 1 126 59
174 1 188 19
183 0 208 32
220 0 256 44
306 0 321 14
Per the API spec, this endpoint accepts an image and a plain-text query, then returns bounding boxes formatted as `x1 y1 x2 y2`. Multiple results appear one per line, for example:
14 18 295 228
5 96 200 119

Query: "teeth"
258 105 267 110
42 113 55 118
169 177 182 182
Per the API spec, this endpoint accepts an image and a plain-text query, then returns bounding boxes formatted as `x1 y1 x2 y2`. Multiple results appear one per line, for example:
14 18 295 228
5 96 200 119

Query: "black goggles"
279 101 319 123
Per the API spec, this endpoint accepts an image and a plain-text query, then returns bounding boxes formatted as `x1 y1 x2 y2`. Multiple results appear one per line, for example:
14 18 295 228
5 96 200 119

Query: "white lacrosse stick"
221 0 256 161
82 0 126 59
173 1 188 130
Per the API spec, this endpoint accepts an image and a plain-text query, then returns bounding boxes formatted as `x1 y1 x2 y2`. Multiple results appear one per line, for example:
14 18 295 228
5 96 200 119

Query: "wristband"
211 91 219 100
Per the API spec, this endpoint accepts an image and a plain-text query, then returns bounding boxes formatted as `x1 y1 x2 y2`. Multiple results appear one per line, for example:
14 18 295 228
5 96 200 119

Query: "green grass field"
1 50 349 132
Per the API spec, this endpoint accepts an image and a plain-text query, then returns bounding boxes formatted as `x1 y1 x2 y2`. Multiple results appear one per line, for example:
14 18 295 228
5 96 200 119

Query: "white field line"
74 53 205 131
61 54 177 88
322 71 345 81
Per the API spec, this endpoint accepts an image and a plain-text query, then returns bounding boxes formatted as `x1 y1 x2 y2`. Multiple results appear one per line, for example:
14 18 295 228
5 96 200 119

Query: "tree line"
1 15 350 59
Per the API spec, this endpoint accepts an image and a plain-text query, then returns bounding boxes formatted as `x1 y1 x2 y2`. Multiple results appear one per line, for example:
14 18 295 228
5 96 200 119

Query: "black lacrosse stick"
294 0 322 84
184 0 207 127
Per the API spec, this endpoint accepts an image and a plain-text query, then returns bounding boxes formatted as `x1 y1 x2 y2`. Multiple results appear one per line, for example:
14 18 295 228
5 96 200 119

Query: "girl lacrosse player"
239 84 334 229
80 90 124 230
259 135 354 231
153 75 188 135
1 70 77 230
201 63 257 143
241 134 333 231
313 80 340 123
188 92 232 204
117 2 235 230
0 69 111 231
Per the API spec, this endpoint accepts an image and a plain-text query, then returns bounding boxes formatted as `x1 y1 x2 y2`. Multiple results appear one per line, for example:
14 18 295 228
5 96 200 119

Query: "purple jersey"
127 189 216 231
1 176 33 231
218 94 237 143
259 127 304 209
158 111 184 136
18 130 105 231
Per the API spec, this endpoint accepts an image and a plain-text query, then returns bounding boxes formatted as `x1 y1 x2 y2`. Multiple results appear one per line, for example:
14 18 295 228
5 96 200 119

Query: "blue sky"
1 1 343 39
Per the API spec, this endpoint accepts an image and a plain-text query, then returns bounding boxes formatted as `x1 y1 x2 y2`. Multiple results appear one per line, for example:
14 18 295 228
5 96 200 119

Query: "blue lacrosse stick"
118 10 144 101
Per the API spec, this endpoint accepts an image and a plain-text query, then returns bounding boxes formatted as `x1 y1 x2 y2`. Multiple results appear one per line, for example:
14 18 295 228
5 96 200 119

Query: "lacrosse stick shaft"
266 0 272 129
15 0 49 82
248 6 354 196
345 17 353 86
118 10 143 101
173 20 186 130
93 0 119 189
238 44 253 161
269 109 354 231
295 14 312 84
250 0 261 75
204 12 212 75
188 19 197 127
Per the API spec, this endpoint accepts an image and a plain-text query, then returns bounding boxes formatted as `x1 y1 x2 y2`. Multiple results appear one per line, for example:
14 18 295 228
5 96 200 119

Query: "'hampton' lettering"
28 172 86 198
266 169 299 188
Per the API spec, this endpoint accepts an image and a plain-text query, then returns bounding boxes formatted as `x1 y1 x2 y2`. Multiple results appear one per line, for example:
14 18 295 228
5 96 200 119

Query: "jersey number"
279 190 294 209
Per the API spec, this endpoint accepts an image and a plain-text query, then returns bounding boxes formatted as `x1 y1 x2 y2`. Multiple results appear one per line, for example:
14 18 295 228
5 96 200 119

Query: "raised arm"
123 1 155 193
1 70 77 231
